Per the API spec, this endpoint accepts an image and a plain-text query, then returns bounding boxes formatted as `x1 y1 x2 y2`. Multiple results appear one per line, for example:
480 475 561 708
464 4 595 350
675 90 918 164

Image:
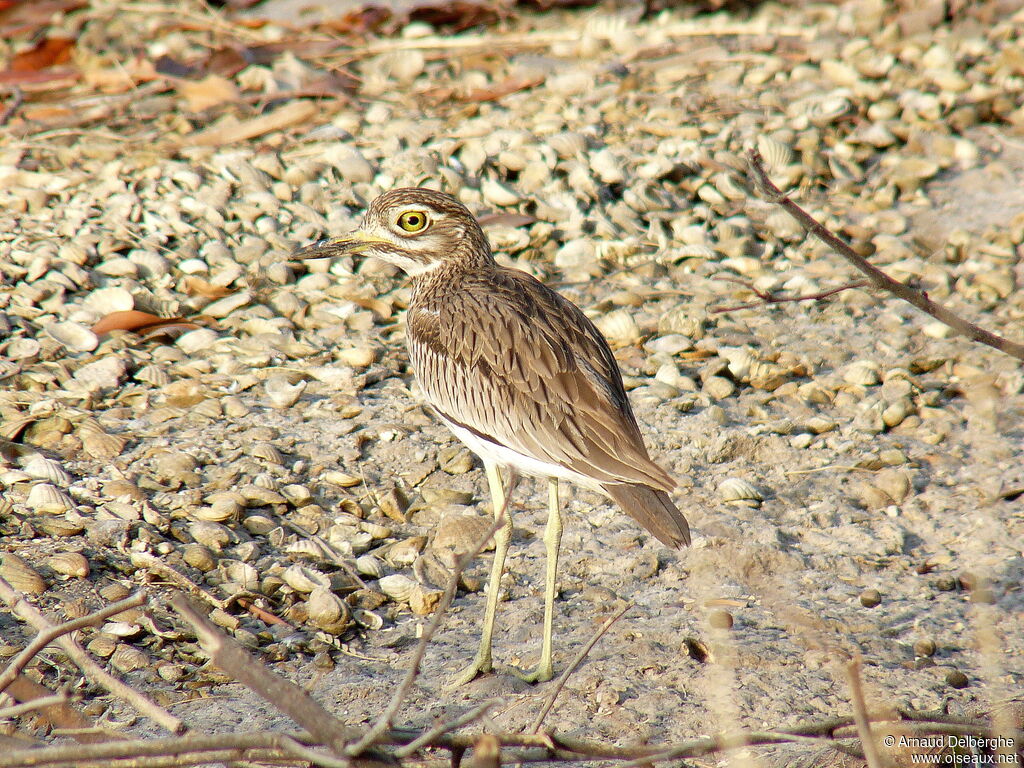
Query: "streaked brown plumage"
294 188 689 683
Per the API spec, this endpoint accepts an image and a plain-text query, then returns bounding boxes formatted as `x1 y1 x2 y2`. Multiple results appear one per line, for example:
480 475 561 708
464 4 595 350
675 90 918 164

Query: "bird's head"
293 188 493 277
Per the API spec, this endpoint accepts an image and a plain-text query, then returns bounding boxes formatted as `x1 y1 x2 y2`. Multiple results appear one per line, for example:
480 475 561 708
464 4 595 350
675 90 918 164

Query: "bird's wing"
407 267 674 491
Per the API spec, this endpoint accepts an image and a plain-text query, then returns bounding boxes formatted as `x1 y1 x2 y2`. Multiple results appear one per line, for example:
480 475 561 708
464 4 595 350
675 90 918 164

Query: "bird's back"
407 262 677 495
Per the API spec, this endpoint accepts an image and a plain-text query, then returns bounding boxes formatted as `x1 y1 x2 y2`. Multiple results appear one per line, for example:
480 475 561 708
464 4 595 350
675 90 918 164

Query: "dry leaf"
183 276 234 299
10 36 75 71
185 99 316 146
177 74 240 112
92 310 199 338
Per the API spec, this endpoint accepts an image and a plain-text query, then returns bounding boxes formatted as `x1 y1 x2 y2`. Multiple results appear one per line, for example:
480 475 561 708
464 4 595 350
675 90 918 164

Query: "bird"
293 188 690 685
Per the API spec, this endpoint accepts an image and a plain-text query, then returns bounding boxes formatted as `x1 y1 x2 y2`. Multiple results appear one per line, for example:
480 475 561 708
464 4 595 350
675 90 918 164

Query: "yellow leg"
519 478 562 683
450 460 514 686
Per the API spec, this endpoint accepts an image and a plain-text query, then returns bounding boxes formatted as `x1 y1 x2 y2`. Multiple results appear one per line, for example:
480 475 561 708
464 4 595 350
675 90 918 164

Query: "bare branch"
168 594 362 756
0 592 147 696
711 275 867 313
0 577 185 735
529 603 631 733
347 473 520 756
845 658 883 768
746 147 1024 361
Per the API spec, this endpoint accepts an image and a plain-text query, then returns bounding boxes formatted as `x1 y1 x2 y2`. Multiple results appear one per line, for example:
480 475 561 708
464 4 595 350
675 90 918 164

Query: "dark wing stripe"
408 265 675 491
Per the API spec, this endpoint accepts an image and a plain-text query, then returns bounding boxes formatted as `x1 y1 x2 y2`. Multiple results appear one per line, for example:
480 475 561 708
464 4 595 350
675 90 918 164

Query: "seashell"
83 286 134 314
191 497 241 522
481 178 520 206
87 633 118 658
352 608 383 630
264 375 306 409
432 514 494 556
756 134 794 170
590 148 625 184
307 587 351 634
359 521 392 540
78 425 127 460
843 360 882 387
189 520 232 551
383 536 426 567
182 543 217 572
548 131 587 158
0 554 47 594
355 554 384 578
101 621 143 638
22 456 72 486
409 584 444 616
45 552 89 578
223 561 259 591
719 477 763 505
135 364 171 387
37 517 85 537
175 328 219 354
250 443 283 464
282 564 330 593
595 309 641 347
110 645 149 673
378 573 417 603
337 346 375 368
27 483 73 513
280 484 313 506
4 337 41 361
45 321 99 353
287 541 326 565
72 356 127 390
806 93 854 126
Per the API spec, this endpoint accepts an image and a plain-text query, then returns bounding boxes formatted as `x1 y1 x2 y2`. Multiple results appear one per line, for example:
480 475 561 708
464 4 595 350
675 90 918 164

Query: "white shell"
719 477 763 503
264 375 306 409
378 573 417 603
22 456 72 487
27 483 74 513
282 564 330 593
595 309 641 347
46 322 99 352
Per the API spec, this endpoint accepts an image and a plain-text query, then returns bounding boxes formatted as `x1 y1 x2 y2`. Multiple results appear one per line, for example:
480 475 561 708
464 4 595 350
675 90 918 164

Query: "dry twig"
0 592 147 696
529 603 631 733
746 147 1024 362
0 577 185 735
348 473 519 756
711 275 867 313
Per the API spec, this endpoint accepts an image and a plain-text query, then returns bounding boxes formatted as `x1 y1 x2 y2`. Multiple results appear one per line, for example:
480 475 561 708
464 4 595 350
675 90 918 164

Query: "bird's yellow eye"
397 210 429 233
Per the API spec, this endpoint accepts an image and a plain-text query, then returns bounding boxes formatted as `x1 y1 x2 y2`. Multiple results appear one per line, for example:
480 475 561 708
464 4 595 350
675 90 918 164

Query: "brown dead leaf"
0 0 84 38
177 74 240 112
183 276 234 299
92 310 199 337
185 99 316 146
11 36 75 71
0 67 78 90
463 74 543 102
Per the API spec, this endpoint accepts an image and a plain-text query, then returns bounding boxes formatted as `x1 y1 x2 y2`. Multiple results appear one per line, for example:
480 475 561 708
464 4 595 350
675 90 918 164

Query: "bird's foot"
448 653 493 687
511 661 554 684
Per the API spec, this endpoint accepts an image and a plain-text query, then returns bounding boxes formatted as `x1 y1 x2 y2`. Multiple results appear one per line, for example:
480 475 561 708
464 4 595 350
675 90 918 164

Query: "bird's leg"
517 478 562 683
450 460 515 686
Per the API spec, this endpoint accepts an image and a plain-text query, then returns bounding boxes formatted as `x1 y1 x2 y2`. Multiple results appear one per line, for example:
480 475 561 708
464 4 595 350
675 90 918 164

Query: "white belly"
442 419 606 493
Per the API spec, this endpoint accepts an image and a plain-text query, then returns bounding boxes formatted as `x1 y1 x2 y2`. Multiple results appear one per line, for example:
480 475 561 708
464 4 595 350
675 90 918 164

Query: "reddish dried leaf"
92 310 198 337
177 74 240 112
462 73 543 102
183 276 234 299
11 36 75 71
0 66 78 90
0 0 84 38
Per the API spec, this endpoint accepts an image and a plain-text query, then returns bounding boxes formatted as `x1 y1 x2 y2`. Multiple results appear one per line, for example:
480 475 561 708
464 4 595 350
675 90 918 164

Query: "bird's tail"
602 483 691 548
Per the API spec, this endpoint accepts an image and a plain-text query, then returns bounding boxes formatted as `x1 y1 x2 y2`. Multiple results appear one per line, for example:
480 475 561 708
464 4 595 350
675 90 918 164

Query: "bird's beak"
292 230 389 260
